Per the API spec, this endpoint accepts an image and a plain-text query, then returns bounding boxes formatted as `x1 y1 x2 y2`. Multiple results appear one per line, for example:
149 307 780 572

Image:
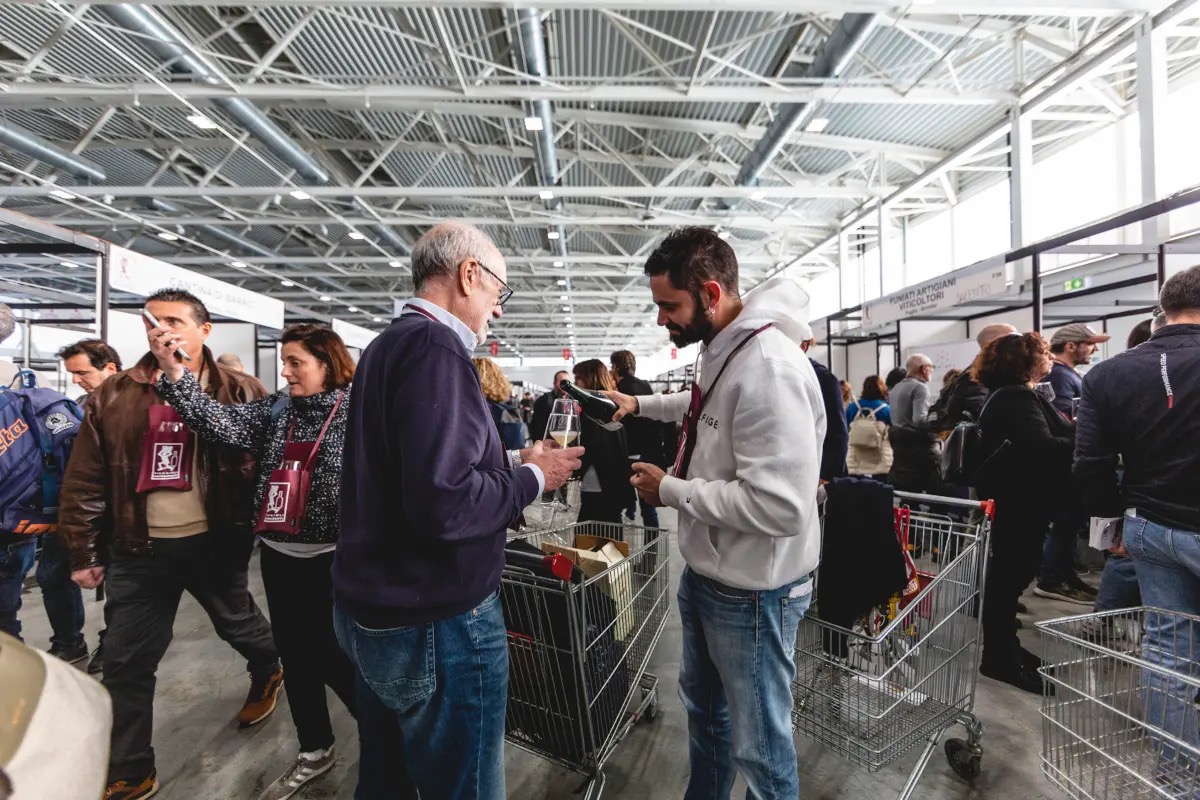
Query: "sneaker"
47 640 89 665
104 771 159 800
87 642 105 676
1066 574 1100 598
259 748 336 800
1033 582 1095 606
237 664 284 728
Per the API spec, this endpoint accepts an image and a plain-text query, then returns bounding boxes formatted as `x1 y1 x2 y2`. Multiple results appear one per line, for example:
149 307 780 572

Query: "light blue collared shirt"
400 297 545 496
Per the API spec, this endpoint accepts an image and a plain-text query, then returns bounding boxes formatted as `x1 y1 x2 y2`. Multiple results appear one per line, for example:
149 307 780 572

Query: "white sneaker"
258 748 336 800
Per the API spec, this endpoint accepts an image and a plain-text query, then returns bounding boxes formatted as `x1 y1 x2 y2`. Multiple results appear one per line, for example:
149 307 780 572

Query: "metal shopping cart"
793 491 993 798
1038 607 1200 799
500 521 670 799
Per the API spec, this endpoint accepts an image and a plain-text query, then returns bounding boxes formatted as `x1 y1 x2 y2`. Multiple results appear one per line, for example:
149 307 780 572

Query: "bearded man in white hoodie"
609 227 826 799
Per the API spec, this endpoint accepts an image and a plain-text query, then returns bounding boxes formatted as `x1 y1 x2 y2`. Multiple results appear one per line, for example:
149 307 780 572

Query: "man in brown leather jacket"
59 289 281 800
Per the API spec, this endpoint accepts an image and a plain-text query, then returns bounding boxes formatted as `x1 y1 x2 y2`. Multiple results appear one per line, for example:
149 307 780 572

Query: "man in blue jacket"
1075 265 1200 769
333 222 583 800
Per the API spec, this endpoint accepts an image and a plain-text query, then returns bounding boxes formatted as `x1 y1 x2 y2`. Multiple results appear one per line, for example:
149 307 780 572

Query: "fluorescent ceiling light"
187 113 218 130
60 261 78 269
289 190 311 201
559 295 568 301
524 117 544 131
556 279 567 286
553 260 564 267
717 231 731 240
750 190 765 201
280 279 295 287
49 189 76 201
157 231 179 241
567 323 574 328
320 295 332 302
348 231 366 240
539 190 554 200
230 260 247 269
562 306 571 312
388 260 402 268
348 306 359 313
805 117 831 133
373 317 382 323
547 231 560 241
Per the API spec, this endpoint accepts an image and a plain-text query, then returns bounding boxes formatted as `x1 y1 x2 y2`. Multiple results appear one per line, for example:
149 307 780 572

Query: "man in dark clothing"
1075 266 1200 766
610 350 676 527
334 222 582 800
937 324 1018 430
797 336 847 482
529 370 569 443
1047 323 1109 417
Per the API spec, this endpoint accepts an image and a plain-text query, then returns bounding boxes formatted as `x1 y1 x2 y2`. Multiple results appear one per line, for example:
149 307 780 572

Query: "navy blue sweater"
810 358 849 482
333 313 541 627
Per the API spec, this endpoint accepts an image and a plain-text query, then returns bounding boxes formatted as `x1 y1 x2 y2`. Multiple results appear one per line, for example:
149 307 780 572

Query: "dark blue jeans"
334 592 508 800
1093 554 1140 612
677 566 812 800
36 533 85 649
1041 509 1084 585
0 538 36 641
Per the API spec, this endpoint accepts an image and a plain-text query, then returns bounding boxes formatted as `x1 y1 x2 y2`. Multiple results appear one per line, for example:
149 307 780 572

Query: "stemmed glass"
541 399 581 511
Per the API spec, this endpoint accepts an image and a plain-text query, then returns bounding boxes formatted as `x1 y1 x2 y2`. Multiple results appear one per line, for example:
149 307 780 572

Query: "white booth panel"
906 339 978 387
967 308 1035 339
258 345 279 393
205 323 257 377
846 341 878 388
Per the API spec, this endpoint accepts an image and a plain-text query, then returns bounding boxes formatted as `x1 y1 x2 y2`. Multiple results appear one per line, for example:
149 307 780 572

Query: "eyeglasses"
476 260 513 307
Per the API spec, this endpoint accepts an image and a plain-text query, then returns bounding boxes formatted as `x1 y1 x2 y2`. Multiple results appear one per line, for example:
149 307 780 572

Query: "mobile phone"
142 308 192 362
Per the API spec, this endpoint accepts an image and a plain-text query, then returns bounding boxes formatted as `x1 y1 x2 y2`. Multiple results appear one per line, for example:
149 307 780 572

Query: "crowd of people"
0 216 1198 800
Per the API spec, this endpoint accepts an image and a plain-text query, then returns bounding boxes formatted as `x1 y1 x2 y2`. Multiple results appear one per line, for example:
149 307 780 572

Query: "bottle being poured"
558 379 623 432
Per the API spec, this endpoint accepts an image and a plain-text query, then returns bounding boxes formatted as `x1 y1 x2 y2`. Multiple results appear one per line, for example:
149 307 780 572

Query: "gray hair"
411 222 501 292
0 304 14 344
216 353 244 370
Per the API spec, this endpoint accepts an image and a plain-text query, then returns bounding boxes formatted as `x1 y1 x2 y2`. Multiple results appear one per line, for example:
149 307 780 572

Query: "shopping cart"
1038 607 1200 799
793 491 993 798
500 520 670 799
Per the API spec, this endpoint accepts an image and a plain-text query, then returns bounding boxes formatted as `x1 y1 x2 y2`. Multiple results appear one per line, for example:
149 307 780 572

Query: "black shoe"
1033 582 1095 606
87 642 105 676
1018 646 1043 670
48 641 89 665
980 658 1052 696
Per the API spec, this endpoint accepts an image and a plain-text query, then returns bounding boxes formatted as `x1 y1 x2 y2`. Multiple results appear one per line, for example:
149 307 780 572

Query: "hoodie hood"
707 277 813 361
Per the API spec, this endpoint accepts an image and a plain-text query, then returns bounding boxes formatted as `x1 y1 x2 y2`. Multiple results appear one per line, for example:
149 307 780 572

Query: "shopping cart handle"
979 499 995 520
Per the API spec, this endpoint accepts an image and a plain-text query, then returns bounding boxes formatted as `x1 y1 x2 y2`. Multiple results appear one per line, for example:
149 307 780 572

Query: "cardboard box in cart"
541 534 634 640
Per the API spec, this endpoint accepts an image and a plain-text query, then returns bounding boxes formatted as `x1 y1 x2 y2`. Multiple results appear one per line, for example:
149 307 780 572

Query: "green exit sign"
1062 277 1091 292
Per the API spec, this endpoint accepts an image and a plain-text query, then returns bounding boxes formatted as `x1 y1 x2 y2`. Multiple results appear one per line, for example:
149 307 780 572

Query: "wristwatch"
509 449 522 468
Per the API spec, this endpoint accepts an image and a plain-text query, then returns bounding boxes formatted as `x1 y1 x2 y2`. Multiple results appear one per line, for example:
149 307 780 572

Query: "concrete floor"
15 509 1092 800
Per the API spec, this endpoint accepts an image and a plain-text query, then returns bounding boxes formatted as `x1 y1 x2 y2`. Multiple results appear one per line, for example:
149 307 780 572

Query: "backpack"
491 402 529 450
0 383 84 534
848 405 885 451
940 386 1011 485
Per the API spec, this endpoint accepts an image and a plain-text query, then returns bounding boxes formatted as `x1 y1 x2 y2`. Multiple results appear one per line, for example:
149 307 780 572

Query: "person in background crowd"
937 324 1019 430
59 339 122 397
606 227 824 800
610 350 673 528
0 307 89 666
884 367 906 393
520 392 534 425
216 353 245 372
1076 266 1200 763
530 369 569 442
942 368 961 389
841 380 855 408
889 354 934 427
846 375 893 481
1127 319 1154 350
1047 323 1108 417
572 359 634 525
151 323 358 800
333 223 582 800
800 332 848 483
56 338 123 675
973 332 1072 695
60 289 281 800
473 357 528 450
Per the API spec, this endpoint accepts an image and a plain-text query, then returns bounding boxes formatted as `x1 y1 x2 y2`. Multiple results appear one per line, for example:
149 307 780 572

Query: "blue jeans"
333 593 508 800
0 538 36 640
677 566 812 800
1093 554 1140 613
1041 509 1084 585
36 534 85 650
1124 514 1200 772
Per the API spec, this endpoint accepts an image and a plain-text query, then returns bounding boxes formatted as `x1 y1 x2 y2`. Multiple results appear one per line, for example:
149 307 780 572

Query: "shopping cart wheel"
944 738 981 782
641 687 660 722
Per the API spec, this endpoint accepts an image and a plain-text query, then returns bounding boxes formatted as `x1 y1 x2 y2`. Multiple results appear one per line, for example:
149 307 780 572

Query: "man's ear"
701 280 723 312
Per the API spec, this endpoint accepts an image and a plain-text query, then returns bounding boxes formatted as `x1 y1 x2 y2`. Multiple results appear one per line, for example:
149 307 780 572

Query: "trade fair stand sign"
862 256 1007 328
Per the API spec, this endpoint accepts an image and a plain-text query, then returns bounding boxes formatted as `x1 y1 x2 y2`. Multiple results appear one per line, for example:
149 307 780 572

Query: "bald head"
906 353 934 381
977 323 1018 349
411 222 505 293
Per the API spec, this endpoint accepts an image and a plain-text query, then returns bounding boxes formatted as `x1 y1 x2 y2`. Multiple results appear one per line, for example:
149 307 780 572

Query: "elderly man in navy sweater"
333 222 583 800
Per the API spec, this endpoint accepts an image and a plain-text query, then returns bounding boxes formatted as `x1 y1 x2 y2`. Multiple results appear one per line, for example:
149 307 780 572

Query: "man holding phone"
59 288 280 800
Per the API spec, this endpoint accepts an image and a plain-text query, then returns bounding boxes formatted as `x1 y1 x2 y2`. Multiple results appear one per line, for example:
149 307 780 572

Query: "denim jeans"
1093 554 1140 613
0 538 36 641
677 566 812 800
1041 509 1084 586
36 533 85 650
334 592 508 800
1124 514 1200 772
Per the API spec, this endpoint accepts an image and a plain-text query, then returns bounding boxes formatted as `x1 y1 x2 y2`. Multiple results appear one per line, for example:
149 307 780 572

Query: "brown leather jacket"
59 348 267 571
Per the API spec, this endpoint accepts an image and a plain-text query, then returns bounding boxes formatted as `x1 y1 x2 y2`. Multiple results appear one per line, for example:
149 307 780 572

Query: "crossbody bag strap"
696 323 773 418
302 391 344 471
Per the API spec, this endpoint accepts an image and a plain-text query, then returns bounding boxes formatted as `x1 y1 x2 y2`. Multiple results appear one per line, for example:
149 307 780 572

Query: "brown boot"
104 771 159 799
237 664 284 728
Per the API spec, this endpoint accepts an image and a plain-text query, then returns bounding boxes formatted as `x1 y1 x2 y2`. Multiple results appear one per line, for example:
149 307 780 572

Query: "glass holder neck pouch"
255 391 343 535
671 324 773 480
136 386 196 493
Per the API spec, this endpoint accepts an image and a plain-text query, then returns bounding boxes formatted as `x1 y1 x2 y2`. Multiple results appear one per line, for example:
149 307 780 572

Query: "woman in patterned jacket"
147 323 359 800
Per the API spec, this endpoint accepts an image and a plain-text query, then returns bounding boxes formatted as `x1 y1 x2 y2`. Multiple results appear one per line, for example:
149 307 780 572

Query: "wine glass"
541 407 581 512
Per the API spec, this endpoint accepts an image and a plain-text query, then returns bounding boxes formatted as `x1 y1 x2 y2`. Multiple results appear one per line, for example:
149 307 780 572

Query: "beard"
664 297 715 347
474 322 489 346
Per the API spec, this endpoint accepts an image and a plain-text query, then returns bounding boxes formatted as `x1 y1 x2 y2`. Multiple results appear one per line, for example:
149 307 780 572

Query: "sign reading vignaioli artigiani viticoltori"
862 256 1007 328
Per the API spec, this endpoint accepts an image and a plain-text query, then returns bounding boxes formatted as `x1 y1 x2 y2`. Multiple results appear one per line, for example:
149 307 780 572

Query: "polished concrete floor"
16 509 1090 799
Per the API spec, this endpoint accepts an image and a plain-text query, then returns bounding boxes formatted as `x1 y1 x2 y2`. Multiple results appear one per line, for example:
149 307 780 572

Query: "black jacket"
530 390 560 444
942 366 988 428
616 374 675 468
577 417 635 506
976 385 1075 509
1075 324 1200 530
810 359 848 482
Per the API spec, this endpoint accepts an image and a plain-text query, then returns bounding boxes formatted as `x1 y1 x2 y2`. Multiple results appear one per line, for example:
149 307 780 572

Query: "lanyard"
671 323 773 479
284 391 344 471
405 304 438 323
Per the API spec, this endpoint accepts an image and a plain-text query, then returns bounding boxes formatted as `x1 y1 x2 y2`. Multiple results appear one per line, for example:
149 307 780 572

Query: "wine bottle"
558 379 623 432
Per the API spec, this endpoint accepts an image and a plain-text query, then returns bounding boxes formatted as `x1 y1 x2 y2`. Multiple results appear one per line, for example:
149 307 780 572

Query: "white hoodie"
638 277 826 591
